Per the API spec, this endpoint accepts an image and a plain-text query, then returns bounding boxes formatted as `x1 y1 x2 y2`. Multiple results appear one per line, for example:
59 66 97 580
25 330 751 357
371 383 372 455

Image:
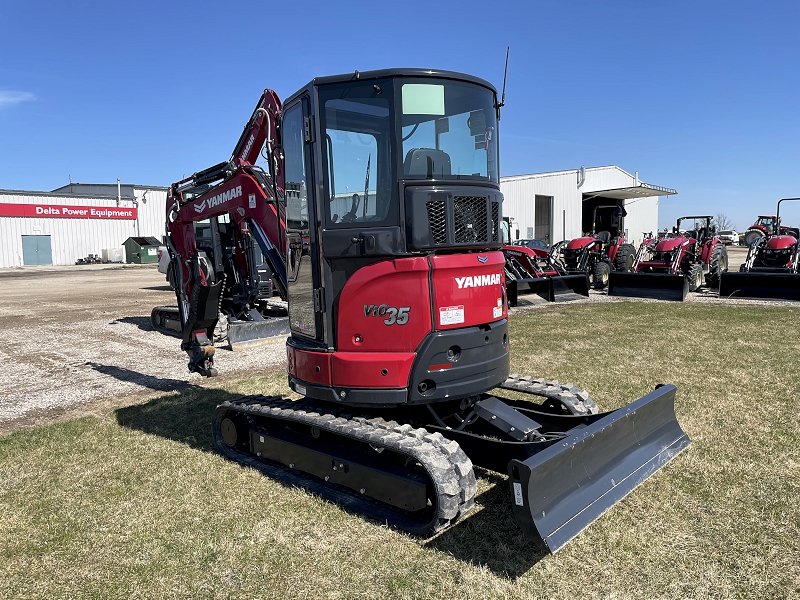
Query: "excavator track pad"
213 396 477 536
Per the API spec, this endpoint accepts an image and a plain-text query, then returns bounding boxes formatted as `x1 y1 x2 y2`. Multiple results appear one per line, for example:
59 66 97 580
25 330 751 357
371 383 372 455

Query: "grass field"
1 302 799 599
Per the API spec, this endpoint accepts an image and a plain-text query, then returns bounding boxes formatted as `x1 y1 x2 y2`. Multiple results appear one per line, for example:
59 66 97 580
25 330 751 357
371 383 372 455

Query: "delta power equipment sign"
0 203 137 220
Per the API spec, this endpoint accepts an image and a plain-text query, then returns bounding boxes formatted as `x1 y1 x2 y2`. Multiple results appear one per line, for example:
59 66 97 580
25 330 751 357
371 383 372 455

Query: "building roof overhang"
582 183 677 201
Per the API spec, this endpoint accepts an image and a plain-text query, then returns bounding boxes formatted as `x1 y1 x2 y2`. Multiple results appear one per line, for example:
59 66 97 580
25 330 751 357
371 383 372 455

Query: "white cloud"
0 91 36 108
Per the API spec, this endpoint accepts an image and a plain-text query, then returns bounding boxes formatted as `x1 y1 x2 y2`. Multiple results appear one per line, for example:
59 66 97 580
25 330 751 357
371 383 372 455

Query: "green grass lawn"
1 302 799 599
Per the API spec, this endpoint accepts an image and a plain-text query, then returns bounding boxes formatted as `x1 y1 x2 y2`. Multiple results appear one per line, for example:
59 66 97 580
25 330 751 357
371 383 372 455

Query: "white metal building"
501 165 676 246
0 183 168 267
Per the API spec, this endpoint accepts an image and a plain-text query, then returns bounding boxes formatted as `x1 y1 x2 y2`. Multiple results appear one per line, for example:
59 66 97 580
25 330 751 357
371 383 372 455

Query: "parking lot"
0 264 287 433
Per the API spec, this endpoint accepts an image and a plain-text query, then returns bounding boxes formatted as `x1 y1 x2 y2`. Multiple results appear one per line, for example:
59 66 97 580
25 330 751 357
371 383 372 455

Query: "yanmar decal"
455 274 502 289
194 185 243 213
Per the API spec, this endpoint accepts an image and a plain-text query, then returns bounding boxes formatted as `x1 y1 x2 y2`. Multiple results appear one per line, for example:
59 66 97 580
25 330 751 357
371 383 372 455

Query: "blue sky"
0 0 797 230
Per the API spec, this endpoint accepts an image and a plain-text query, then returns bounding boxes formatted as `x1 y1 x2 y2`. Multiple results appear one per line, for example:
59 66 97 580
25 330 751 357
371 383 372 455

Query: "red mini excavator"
159 69 689 553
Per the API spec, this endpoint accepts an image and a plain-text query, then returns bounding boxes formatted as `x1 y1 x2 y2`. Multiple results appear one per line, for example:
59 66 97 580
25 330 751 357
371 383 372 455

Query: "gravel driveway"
0 264 287 432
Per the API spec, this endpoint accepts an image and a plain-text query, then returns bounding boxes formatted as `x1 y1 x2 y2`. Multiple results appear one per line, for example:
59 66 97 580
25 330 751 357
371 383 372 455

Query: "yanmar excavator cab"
161 69 689 553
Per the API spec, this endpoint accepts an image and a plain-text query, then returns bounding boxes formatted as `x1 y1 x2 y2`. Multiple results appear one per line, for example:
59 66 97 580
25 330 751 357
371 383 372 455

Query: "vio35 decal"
363 304 411 326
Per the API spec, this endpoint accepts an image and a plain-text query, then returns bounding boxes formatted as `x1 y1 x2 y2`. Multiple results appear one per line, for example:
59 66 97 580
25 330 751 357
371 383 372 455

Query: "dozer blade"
607 272 689 301
719 272 800 301
227 316 290 351
508 384 689 554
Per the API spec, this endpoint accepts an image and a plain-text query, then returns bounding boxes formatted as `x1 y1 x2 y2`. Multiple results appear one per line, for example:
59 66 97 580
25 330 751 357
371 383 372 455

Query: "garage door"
22 235 53 265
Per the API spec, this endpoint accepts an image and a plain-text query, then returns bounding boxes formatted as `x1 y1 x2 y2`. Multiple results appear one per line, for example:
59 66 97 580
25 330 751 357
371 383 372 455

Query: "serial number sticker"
493 306 503 319
513 482 524 506
439 305 465 326
497 297 502 307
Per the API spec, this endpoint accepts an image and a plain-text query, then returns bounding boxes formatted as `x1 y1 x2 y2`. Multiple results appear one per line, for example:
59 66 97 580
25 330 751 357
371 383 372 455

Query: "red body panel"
700 239 715 263
566 237 595 250
430 252 507 330
331 352 416 387
287 346 332 387
607 241 620 262
502 246 559 277
654 237 690 252
336 257 432 352
505 245 548 259
766 235 798 250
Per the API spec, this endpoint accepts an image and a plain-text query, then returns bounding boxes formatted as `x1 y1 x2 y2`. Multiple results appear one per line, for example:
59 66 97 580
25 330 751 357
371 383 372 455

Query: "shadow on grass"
424 468 548 578
91 362 234 451
105 364 545 576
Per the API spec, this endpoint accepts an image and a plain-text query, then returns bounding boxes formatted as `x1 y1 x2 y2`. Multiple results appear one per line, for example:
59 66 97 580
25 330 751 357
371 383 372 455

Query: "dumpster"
123 236 161 264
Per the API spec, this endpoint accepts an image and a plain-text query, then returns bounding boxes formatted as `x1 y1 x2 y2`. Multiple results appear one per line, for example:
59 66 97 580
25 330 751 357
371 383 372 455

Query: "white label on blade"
295 384 307 395
493 306 503 318
513 482 524 506
249 194 256 208
439 305 465 326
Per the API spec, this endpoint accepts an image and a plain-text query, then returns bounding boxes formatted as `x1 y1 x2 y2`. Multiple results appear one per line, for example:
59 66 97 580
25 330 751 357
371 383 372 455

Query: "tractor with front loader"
158 68 689 554
720 198 800 300
608 215 728 301
500 220 590 304
552 203 637 289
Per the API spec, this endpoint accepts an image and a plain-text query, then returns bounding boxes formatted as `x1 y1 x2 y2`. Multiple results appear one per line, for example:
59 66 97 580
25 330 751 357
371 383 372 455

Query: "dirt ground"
0 264 287 434
0 244 777 435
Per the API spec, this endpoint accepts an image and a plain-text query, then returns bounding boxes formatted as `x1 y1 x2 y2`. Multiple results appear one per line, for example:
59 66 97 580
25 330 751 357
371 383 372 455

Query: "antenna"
498 46 510 109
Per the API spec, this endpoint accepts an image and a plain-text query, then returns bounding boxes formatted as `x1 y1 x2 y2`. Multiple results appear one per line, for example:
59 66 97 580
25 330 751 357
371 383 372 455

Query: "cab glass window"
318 80 397 228
400 79 498 183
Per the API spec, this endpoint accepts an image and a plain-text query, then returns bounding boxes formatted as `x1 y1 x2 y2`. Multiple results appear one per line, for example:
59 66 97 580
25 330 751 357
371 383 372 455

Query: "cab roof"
285 68 497 105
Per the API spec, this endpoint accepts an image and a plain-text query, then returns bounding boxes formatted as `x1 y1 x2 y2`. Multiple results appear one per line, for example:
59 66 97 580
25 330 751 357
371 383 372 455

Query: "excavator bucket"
607 272 689 301
508 384 689 553
228 316 290 351
507 274 589 306
719 272 800 301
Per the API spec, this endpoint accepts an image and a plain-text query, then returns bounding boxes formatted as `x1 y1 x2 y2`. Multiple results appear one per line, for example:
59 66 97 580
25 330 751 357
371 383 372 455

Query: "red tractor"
157 68 689 553
720 198 800 300
500 220 589 304
552 204 636 289
608 215 728 301
743 214 800 247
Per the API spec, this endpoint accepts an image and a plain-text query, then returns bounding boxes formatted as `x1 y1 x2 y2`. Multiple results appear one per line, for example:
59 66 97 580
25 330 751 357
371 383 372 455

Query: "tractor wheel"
593 261 611 289
687 263 703 292
743 228 765 247
705 243 728 287
614 243 636 272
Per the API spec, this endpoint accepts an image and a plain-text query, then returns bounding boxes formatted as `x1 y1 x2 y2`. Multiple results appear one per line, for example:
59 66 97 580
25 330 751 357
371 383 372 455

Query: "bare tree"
713 213 735 231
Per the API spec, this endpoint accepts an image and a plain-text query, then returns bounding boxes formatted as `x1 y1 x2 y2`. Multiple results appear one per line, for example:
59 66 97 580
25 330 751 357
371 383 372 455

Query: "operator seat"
404 148 451 178
595 231 611 244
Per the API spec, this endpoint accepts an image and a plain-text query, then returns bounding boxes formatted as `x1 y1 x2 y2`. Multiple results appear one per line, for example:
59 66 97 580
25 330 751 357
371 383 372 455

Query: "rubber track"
500 374 600 415
214 395 477 536
150 305 181 337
